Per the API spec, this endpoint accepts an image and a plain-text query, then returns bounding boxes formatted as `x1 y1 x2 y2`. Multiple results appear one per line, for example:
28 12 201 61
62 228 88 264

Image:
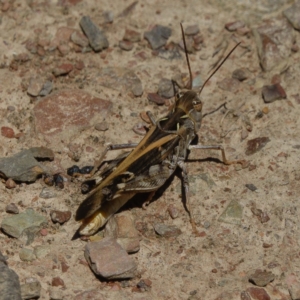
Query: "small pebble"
245 137 270 156
71 31 89 47
19 248 36 262
84 237 137 279
39 187 57 199
262 107 269 114
291 44 299 52
247 287 271 300
119 40 133 51
50 210 71 224
185 24 199 36
33 245 50 259
21 280 41 300
241 129 248 140
147 93 165 105
61 261 69 273
154 223 182 237
52 63 73 77
245 183 257 191
79 16 109 52
7 105 15 111
123 29 141 42
1 126 15 138
144 25 172 50
2 2 11 12
232 68 250 81
158 78 174 99
132 123 147 135
103 10 114 23
40 228 48 236
262 83 287 103
57 44 70 56
130 79 143 96
5 178 17 189
39 81 53 97
52 277 65 287
167 204 179 219
240 291 251 300
5 203 19 214
249 269 275 287
27 77 44 97
95 121 108 131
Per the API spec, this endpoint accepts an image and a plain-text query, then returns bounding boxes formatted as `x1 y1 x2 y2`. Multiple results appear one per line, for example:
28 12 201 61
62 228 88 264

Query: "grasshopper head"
176 90 203 131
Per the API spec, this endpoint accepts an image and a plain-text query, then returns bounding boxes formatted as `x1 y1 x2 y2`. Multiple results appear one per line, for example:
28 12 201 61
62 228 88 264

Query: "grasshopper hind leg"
177 160 199 235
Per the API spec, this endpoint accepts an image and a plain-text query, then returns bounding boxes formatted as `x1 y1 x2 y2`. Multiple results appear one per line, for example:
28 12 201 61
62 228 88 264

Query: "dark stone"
0 251 22 300
79 16 109 52
144 25 172 50
245 184 257 191
262 83 287 103
0 149 46 182
245 137 270 156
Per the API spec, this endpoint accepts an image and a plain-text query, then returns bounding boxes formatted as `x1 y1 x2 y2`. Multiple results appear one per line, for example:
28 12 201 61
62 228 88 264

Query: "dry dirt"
1 0 300 299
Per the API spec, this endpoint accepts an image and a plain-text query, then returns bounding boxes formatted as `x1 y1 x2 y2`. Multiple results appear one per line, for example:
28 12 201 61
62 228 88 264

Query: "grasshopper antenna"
180 23 193 90
180 23 241 93
199 41 241 96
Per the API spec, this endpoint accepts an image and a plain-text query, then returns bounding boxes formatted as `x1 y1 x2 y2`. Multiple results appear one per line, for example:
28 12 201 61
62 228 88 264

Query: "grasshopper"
75 24 241 236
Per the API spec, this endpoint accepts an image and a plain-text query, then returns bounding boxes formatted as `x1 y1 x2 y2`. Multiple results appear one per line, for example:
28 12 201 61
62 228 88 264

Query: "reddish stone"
1 2 10 12
198 231 206 237
55 27 75 43
123 29 141 42
33 89 112 143
119 40 133 51
245 137 270 156
262 83 286 103
57 44 70 56
50 210 71 224
14 53 30 62
254 19 294 71
147 93 165 105
40 228 48 236
61 261 69 273
52 277 65 287
75 60 85 70
5 178 16 189
247 287 270 300
1 126 15 138
52 63 73 76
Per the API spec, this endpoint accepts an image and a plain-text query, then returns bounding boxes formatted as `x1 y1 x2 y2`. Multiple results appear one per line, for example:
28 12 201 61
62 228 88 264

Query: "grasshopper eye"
193 100 202 112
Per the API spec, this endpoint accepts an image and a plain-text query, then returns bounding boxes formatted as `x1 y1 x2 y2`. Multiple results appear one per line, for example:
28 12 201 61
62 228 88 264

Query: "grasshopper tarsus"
142 191 155 210
188 144 242 166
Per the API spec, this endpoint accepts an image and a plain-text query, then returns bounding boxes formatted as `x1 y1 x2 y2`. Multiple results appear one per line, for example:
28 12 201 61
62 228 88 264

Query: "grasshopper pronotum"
75 24 241 236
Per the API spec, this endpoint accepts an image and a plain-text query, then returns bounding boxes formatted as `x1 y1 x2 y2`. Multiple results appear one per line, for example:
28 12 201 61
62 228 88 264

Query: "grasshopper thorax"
176 90 203 132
